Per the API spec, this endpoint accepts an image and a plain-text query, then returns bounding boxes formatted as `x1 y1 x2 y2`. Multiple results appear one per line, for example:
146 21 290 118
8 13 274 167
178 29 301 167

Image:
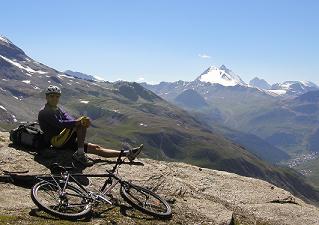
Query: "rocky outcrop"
0 131 319 225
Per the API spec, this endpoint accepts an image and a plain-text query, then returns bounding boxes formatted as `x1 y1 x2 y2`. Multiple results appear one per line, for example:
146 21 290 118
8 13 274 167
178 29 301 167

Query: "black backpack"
10 122 45 151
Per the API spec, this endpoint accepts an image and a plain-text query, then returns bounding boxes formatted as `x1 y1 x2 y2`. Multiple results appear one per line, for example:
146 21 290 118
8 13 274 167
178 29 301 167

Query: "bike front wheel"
31 180 92 220
120 182 172 218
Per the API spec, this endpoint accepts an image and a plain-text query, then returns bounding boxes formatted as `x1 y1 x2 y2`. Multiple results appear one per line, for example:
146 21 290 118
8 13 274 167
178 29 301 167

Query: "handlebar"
48 146 127 175
109 148 126 173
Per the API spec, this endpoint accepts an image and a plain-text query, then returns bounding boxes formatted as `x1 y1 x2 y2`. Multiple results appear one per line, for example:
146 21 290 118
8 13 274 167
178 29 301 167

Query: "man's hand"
76 116 91 128
81 116 91 128
75 117 82 127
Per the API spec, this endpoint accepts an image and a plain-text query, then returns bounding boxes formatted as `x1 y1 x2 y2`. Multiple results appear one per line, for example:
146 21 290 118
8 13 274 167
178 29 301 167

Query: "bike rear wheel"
120 182 172 218
31 180 92 220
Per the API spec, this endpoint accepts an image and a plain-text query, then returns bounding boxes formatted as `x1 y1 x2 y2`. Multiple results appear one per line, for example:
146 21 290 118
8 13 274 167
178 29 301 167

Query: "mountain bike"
30 149 172 220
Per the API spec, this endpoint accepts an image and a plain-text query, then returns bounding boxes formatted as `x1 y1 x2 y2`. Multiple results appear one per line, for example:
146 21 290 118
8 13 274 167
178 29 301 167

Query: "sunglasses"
47 94 61 98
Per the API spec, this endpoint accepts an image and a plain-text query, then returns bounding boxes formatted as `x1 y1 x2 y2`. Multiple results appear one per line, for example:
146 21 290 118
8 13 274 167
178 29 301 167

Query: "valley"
141 64 319 191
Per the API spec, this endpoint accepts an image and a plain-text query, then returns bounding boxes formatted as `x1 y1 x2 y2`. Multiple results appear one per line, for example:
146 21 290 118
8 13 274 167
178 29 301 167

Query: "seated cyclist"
38 85 143 167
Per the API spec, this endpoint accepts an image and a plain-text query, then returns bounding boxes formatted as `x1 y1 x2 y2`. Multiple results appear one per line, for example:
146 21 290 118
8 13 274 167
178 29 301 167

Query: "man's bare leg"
76 125 122 157
76 125 86 150
72 125 95 167
86 143 143 161
86 143 122 158
74 123 143 161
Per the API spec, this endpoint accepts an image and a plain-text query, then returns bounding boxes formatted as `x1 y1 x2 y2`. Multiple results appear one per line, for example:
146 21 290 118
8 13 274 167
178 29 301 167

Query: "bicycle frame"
32 147 172 219
35 148 128 204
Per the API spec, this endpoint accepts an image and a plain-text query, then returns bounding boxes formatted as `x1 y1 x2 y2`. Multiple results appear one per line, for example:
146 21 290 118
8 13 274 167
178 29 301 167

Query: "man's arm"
60 108 88 127
39 109 77 130
61 108 75 121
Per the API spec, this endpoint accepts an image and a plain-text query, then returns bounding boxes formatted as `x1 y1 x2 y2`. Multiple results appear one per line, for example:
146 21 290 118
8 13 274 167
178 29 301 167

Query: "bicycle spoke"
43 184 60 200
145 201 165 212
67 203 89 208
33 181 91 217
126 189 145 206
65 192 88 199
38 188 59 206
123 185 169 215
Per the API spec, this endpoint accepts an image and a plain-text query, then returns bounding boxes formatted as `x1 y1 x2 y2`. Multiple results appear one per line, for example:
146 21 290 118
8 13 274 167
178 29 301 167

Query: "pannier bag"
10 122 44 150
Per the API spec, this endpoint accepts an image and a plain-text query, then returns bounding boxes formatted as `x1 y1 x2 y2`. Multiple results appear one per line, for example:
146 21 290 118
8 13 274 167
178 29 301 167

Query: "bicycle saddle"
50 163 74 174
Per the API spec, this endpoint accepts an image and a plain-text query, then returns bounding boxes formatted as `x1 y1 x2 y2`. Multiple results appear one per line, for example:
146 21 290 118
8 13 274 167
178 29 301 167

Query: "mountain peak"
249 77 271 89
219 64 228 70
196 65 247 87
0 35 13 45
0 35 26 60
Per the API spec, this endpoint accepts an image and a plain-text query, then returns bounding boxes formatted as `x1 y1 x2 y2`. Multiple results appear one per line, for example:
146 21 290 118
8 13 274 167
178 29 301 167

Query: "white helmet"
45 85 61 95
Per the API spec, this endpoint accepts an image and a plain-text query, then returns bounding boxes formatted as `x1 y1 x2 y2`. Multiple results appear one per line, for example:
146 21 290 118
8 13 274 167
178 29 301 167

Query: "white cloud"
198 53 211 59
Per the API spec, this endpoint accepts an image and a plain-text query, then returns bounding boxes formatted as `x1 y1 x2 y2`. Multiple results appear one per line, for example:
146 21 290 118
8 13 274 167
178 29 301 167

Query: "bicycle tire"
31 180 92 220
120 182 172 218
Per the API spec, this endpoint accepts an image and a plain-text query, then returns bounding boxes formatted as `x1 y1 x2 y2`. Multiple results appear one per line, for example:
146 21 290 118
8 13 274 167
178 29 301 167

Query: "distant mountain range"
140 64 319 189
1 35 319 204
142 65 319 98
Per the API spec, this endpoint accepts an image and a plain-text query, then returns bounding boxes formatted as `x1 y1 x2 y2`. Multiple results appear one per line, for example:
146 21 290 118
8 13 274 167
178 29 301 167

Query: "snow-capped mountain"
269 81 319 96
142 64 319 99
196 65 247 87
141 65 274 107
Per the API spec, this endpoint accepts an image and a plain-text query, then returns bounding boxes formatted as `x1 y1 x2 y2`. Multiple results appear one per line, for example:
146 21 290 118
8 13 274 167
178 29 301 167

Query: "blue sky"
0 0 318 84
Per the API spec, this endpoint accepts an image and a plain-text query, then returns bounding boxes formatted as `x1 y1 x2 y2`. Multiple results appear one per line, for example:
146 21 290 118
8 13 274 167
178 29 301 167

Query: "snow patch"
94 75 105 81
279 81 317 90
36 70 48 74
198 66 246 87
268 90 287 95
11 114 17 122
300 80 317 87
22 80 31 84
58 74 74 79
91 82 101 87
0 55 36 73
0 36 12 44
0 105 7 111
0 55 48 75
80 100 89 104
